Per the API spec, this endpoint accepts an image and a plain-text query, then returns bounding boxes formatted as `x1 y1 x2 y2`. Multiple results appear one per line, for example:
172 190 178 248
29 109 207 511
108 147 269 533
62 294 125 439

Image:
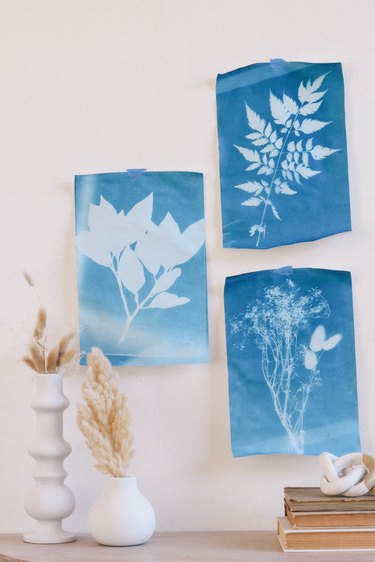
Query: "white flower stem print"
77 195 205 344
231 280 342 454
235 73 339 247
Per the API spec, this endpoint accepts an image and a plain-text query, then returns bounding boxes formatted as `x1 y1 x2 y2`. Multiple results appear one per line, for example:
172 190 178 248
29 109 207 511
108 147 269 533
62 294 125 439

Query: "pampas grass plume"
77 348 134 477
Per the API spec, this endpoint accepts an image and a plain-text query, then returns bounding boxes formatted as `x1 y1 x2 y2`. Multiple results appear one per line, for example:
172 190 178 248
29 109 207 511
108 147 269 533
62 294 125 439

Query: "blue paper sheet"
75 171 208 366
224 267 360 456
217 61 351 249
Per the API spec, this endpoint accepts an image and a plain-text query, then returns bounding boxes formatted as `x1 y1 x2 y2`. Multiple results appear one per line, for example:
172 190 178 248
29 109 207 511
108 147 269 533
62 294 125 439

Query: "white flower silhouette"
231 280 342 454
77 195 205 344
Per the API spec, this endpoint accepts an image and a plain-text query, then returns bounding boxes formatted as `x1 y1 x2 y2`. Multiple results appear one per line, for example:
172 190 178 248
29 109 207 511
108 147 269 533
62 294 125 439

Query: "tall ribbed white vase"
23 373 76 544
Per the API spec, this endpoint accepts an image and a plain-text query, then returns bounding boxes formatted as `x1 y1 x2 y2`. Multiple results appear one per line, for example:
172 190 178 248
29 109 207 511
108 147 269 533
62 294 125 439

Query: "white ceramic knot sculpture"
319 452 375 497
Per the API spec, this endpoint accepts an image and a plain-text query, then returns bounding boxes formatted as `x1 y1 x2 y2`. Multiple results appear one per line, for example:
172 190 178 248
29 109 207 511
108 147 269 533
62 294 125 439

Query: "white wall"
1 0 374 533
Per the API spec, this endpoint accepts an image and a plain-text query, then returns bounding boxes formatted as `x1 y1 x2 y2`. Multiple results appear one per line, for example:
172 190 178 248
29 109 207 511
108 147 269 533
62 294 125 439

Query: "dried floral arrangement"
77 348 134 477
22 273 77 374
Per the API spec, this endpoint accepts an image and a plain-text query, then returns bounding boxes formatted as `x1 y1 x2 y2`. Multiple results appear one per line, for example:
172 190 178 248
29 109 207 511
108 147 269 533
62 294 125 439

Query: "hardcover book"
284 487 375 513
277 517 375 552
285 503 375 528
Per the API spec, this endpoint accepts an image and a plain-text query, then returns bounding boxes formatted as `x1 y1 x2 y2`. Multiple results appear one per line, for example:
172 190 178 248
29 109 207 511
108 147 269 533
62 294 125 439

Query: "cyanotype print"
75 171 208 366
217 62 351 249
225 267 360 456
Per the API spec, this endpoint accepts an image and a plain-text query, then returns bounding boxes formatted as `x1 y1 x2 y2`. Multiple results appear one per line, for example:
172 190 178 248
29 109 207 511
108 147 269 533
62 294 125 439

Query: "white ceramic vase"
89 477 155 546
23 373 76 544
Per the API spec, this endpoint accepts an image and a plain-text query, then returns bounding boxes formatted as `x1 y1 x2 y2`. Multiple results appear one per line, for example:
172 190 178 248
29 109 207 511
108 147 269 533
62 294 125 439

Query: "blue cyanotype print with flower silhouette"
75 171 208 366
225 267 360 456
217 62 351 249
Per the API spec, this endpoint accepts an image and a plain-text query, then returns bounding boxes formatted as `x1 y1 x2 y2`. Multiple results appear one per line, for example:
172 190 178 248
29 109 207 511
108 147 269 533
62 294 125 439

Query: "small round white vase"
23 373 76 544
89 477 155 546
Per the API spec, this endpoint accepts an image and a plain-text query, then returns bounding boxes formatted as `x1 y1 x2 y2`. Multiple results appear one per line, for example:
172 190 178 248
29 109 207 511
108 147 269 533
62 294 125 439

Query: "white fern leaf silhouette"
282 94 298 114
147 292 190 309
234 71 339 246
299 119 330 134
245 104 265 133
249 224 264 237
268 200 281 220
298 73 328 104
300 101 323 116
310 145 339 160
234 145 261 170
270 91 290 125
311 73 329 91
242 197 262 207
235 181 264 194
276 182 297 196
295 165 320 179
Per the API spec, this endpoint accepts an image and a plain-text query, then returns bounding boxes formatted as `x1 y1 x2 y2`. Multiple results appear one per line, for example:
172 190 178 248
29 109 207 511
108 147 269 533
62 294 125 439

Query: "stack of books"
277 487 375 552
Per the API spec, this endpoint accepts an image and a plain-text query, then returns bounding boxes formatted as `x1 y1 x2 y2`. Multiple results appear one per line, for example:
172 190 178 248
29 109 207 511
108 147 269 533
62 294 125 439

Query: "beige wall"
0 0 374 533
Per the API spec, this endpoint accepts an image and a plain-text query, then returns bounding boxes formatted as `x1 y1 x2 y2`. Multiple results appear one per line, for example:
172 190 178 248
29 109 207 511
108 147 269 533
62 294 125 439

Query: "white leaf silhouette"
261 144 274 153
122 193 153 245
135 223 162 275
76 231 112 267
246 162 262 171
304 349 318 370
245 104 265 133
306 138 313 150
298 82 309 104
87 197 126 255
118 246 145 295
270 91 289 125
88 196 118 233
234 145 260 163
279 182 297 195
235 181 264 194
249 224 260 236
298 74 328 104
299 119 330 134
247 132 263 140
136 215 205 273
264 122 272 138
323 333 342 351
311 73 329 92
252 137 268 146
257 166 272 176
282 94 298 114
310 325 326 352
287 141 295 152
179 219 205 265
310 145 339 160
296 165 320 179
152 268 181 294
300 101 322 116
242 197 262 207
305 90 327 104
268 201 281 220
147 292 190 309
275 138 283 149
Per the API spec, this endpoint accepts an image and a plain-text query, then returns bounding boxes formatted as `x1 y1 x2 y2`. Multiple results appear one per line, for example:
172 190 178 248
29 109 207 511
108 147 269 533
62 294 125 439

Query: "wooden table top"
1 532 375 562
